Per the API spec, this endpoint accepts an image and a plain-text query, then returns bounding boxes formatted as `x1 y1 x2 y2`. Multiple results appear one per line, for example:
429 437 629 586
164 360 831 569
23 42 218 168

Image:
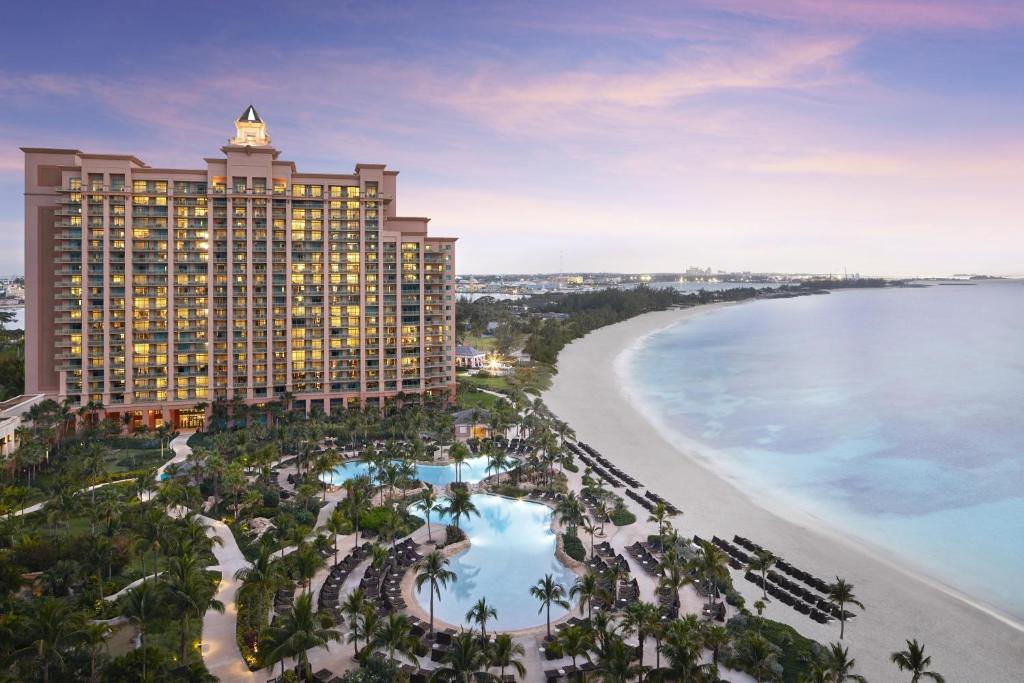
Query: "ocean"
622 280 1024 622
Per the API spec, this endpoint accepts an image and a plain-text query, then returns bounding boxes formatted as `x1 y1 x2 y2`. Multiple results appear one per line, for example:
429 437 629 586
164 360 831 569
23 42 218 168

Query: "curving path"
161 434 262 681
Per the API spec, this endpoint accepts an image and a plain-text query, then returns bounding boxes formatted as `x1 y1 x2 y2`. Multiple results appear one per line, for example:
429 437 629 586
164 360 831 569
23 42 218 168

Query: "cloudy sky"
2 0 1023 276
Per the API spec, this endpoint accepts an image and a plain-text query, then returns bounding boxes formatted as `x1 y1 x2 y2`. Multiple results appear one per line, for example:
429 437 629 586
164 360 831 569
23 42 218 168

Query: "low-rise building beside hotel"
455 345 486 369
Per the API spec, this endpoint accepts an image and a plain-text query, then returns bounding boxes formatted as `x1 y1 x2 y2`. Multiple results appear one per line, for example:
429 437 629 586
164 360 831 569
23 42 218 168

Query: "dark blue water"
624 281 1024 620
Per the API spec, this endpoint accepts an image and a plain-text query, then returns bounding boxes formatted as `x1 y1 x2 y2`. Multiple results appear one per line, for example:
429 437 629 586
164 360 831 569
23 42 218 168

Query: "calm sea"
624 281 1024 621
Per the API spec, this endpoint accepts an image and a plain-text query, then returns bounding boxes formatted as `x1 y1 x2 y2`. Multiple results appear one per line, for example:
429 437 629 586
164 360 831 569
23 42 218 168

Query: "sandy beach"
544 304 1024 682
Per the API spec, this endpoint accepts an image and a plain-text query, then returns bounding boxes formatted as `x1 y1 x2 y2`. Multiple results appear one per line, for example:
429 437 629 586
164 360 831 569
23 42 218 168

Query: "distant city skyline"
3 1 1024 277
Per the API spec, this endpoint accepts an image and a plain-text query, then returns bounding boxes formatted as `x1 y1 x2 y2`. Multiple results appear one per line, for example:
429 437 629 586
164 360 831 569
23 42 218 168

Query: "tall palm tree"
374 612 420 667
441 487 479 532
343 476 372 549
466 597 499 642
747 551 778 602
121 581 159 682
325 506 348 563
647 502 669 541
448 441 471 484
488 633 526 680
623 600 661 679
234 545 287 648
659 616 711 682
891 639 945 682
827 577 865 640
530 574 570 639
432 629 495 682
570 571 605 619
18 597 81 683
293 543 325 593
690 540 729 611
581 517 598 559
77 621 111 683
821 642 867 682
266 592 342 680
416 550 457 636
340 588 369 656
735 632 780 683
164 547 224 663
597 636 641 683
415 486 440 543
555 624 593 680
702 624 732 679
556 491 585 537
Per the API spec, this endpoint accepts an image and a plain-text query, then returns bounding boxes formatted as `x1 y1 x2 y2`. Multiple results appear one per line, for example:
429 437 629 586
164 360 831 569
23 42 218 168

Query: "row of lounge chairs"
702 535 748 571
318 542 374 621
733 535 831 594
642 489 681 515
545 662 601 680
745 572 836 624
580 491 612 524
575 442 642 487
626 540 661 576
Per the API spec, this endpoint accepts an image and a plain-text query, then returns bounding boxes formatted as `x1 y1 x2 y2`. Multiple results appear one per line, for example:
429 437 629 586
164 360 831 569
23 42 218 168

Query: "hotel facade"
22 107 457 430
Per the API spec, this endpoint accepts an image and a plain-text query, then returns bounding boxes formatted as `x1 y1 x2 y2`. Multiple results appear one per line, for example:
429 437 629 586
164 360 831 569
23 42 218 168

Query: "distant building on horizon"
22 107 457 430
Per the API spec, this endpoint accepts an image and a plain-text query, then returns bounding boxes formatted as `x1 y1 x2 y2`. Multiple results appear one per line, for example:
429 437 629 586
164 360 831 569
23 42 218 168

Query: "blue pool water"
623 281 1024 620
325 455 508 487
413 494 577 630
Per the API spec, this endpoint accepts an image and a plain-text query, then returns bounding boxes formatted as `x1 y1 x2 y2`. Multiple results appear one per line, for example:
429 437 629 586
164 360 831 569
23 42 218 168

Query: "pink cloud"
703 0 1024 30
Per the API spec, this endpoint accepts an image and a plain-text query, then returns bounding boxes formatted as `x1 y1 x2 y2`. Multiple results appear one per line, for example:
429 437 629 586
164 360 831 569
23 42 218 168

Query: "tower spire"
230 105 270 146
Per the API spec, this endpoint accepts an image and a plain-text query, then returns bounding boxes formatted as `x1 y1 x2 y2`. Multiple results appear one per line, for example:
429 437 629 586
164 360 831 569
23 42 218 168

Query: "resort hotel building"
22 107 457 430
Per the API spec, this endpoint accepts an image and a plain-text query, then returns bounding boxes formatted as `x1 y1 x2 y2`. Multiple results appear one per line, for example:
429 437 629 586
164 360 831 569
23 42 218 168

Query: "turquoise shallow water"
413 494 576 630
325 455 506 487
625 281 1024 621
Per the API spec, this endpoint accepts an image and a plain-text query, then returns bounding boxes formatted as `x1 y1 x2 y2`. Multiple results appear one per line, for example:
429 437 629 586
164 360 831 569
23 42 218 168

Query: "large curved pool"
325 455 508 487
412 494 577 631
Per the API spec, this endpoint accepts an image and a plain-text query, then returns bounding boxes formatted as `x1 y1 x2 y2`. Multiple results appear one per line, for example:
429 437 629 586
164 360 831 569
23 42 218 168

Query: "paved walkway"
11 477 136 518
160 434 262 681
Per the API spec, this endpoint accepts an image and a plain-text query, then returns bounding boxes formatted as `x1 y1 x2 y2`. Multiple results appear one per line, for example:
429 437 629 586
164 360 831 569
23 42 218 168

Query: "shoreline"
544 303 1024 682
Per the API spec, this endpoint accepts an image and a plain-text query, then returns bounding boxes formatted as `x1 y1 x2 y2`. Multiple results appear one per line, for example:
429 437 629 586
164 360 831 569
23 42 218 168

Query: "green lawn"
460 334 497 352
458 374 513 393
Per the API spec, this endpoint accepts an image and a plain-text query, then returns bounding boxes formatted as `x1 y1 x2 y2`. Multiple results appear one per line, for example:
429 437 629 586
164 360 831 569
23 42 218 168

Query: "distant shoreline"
544 300 1024 682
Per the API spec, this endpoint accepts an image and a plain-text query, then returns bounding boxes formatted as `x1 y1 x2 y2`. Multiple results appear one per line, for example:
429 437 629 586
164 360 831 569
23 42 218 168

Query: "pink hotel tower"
22 107 457 430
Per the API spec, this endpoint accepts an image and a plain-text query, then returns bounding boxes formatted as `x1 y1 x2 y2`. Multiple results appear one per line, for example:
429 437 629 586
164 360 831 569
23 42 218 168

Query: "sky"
2 0 1023 277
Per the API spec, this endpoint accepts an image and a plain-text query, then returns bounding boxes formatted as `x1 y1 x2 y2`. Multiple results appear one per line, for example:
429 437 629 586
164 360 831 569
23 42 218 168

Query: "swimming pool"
324 455 510 487
412 493 577 631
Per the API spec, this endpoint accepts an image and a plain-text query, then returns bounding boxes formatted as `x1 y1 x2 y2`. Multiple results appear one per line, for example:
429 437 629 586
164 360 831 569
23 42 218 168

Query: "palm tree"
325 506 348 563
266 592 342 680
18 597 81 683
556 491 585 537
164 547 224 663
416 550 457 636
647 502 669 541
570 572 605 619
690 540 729 611
555 624 593 680
340 588 369 656
432 629 495 682
121 581 159 682
293 543 325 593
415 486 441 543
597 636 641 683
441 487 479 533
448 441 471 484
747 551 778 602
659 616 711 682
77 621 111 683
488 633 526 680
466 597 498 642
623 600 661 679
374 612 420 667
827 577 865 640
735 632 780 683
344 476 372 549
821 642 867 682
891 639 945 682
580 517 598 559
703 624 732 679
234 545 287 648
530 574 570 639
